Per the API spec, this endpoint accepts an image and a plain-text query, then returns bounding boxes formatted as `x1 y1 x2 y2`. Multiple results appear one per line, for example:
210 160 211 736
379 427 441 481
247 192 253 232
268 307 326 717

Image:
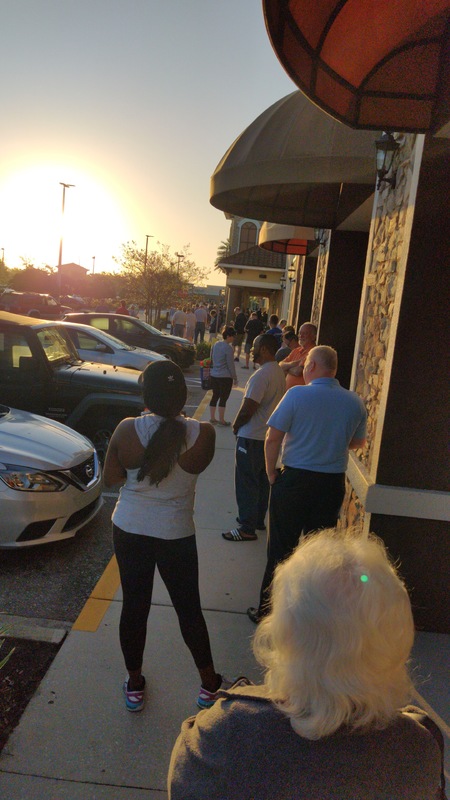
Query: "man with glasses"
275 328 297 362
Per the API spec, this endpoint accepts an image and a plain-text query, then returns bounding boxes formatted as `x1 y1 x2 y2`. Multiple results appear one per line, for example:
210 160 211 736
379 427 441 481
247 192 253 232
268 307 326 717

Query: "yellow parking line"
72 598 113 632
194 392 211 420
73 555 120 632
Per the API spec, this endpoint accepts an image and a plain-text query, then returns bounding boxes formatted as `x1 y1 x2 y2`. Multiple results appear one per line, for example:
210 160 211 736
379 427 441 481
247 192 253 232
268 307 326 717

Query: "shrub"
195 341 212 361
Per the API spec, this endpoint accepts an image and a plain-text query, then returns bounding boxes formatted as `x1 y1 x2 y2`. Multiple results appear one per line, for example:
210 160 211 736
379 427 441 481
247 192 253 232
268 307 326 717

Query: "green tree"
115 242 208 323
9 266 52 293
215 237 232 267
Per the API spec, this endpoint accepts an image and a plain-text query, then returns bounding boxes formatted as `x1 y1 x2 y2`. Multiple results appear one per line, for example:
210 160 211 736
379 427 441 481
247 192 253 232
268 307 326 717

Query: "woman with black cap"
104 360 231 713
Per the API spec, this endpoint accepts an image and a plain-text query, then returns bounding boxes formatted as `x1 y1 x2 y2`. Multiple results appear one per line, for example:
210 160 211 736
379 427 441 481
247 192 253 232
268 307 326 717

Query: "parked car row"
63 312 196 368
0 308 197 548
0 291 72 319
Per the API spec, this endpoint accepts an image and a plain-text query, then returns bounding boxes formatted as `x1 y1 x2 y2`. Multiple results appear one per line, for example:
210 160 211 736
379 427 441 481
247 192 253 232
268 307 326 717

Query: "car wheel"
79 414 123 463
159 349 178 365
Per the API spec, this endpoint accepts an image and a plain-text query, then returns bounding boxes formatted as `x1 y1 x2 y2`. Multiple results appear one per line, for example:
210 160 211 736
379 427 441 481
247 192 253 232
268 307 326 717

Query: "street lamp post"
57 182 75 294
92 255 96 274
0 248 4 266
144 234 153 269
175 251 185 277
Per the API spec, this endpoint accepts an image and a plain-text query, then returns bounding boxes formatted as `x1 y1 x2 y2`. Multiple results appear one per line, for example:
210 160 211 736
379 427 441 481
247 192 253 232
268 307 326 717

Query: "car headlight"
181 343 194 349
0 464 66 492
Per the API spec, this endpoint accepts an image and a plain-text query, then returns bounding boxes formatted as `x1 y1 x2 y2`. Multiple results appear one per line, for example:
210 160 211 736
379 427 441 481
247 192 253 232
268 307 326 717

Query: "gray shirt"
237 360 286 441
168 686 442 800
210 340 236 380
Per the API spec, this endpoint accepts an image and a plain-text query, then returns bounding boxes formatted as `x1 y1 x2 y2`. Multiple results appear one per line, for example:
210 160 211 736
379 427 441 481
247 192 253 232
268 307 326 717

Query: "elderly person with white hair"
168 528 444 800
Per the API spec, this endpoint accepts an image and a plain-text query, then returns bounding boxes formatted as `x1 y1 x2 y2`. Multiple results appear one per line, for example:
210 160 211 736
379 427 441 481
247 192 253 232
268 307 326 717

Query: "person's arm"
103 419 135 487
225 343 237 381
287 360 305 377
349 436 366 450
265 426 285 484
279 354 299 373
349 405 367 451
179 422 216 474
233 397 259 435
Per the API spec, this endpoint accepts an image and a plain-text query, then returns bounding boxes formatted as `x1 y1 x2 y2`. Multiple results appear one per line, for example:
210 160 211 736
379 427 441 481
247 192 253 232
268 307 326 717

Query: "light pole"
144 234 153 269
1 248 4 266
175 251 185 277
57 182 75 294
92 255 96 274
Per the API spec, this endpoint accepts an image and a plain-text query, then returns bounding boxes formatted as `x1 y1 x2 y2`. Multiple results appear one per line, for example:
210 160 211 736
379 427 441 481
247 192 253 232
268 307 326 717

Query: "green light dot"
360 574 369 583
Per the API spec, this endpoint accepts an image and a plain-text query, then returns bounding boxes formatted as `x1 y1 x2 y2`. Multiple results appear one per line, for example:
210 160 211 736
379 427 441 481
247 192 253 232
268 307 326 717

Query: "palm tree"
215 237 232 267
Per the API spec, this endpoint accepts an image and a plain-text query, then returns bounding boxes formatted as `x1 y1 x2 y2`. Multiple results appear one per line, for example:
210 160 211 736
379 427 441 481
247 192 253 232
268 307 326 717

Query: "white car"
61 321 167 371
0 404 103 548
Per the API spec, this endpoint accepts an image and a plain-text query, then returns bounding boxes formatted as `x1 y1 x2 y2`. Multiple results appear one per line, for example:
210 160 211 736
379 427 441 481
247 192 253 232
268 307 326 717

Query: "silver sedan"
0 404 103 548
60 321 167 371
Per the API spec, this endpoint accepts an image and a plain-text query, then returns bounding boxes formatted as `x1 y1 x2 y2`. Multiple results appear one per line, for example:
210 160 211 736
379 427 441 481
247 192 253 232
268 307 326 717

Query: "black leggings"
209 376 233 407
113 525 214 673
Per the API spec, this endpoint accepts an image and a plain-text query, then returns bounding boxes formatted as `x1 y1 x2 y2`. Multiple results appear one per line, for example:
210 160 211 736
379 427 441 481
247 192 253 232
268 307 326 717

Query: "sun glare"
0 163 131 272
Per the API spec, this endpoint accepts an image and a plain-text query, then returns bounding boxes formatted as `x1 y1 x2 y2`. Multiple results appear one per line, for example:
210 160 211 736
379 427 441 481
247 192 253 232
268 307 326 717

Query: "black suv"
0 311 144 460
63 312 195 368
0 291 71 319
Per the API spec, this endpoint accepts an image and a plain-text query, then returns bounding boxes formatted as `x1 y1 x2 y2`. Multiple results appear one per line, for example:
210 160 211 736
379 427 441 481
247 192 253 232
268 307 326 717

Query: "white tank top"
111 413 201 539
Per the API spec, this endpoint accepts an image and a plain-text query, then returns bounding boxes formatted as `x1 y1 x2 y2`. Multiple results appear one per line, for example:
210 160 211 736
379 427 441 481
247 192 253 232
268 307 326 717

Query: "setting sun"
0 162 132 273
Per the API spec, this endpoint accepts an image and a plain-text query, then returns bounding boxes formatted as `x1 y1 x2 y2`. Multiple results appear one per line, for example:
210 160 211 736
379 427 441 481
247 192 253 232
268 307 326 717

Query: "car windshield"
137 320 165 335
95 331 133 350
72 327 133 351
37 327 77 363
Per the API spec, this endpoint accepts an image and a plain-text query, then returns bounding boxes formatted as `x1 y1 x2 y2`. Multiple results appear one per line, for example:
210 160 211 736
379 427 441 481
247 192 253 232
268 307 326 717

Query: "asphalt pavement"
0 358 448 798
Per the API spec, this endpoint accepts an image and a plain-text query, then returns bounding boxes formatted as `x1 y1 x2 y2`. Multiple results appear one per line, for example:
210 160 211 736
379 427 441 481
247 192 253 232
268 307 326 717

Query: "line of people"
170 303 225 343
103 333 445 799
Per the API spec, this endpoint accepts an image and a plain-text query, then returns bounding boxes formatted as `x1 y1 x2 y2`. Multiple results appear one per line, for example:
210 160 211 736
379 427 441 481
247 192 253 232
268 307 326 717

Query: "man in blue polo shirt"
247 345 367 623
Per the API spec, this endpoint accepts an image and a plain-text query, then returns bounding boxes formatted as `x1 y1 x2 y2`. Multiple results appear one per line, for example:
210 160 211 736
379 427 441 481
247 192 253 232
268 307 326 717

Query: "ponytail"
137 417 186 485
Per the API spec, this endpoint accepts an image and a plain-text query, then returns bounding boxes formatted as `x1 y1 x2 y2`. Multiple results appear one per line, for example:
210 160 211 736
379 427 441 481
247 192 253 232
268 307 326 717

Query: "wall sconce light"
375 132 400 190
314 228 327 246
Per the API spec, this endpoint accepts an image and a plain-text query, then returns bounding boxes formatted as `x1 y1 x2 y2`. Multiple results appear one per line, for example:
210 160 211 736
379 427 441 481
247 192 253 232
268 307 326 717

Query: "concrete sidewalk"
0 361 448 798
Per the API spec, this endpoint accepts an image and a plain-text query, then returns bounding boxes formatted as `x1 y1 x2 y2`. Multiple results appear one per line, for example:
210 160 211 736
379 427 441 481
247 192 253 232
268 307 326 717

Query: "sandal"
222 528 257 542
217 421 231 426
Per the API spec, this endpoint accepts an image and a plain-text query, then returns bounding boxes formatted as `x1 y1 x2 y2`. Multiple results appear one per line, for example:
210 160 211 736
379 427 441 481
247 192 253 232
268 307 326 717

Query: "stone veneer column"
341 133 449 632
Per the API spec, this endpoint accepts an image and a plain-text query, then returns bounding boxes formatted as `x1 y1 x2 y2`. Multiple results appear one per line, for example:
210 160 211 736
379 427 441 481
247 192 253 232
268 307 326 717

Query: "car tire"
159 349 178 365
79 413 124 463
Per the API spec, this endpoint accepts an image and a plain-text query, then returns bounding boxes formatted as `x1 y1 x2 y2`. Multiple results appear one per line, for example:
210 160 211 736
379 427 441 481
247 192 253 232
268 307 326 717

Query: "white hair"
253 528 414 740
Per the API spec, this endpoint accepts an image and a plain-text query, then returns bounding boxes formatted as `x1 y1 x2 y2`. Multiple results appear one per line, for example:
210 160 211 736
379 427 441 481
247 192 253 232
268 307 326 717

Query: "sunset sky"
0 1 295 284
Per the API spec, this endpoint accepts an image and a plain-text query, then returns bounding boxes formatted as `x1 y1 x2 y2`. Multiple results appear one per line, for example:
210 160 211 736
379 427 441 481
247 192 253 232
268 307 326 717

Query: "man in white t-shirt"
172 307 187 338
222 334 286 542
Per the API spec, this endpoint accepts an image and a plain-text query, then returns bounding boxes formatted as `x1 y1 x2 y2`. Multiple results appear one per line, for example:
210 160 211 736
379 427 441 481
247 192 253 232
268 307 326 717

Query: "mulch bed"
0 638 61 752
